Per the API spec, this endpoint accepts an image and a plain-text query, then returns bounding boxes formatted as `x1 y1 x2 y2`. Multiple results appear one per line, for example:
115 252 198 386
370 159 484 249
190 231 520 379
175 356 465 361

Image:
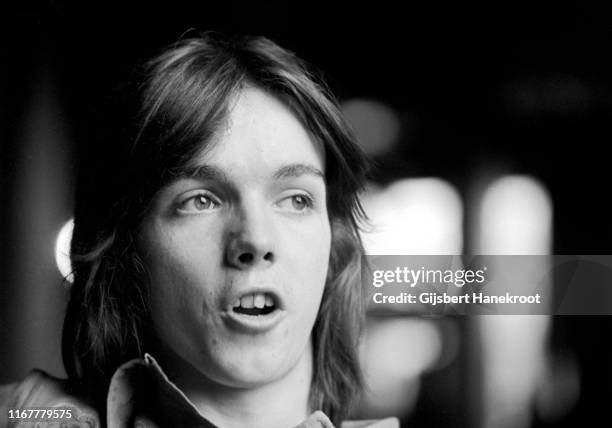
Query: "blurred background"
1 4 611 427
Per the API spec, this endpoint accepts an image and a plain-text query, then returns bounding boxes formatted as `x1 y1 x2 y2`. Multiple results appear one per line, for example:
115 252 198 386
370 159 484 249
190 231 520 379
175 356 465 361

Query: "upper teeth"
233 293 275 309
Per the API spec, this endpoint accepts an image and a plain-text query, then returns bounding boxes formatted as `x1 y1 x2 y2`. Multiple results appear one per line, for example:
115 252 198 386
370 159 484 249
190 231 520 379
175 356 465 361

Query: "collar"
105 354 398 428
107 353 217 427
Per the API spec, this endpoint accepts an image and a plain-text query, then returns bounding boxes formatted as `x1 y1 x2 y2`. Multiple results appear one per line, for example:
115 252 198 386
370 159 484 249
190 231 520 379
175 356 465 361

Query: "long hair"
63 33 368 424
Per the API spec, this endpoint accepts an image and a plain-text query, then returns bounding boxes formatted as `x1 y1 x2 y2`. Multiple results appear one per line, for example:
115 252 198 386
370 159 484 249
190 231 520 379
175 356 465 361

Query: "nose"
225 204 276 269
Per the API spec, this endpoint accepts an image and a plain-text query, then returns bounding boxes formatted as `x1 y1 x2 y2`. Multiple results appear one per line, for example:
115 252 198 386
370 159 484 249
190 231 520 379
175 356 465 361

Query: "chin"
216 362 289 388
209 347 299 388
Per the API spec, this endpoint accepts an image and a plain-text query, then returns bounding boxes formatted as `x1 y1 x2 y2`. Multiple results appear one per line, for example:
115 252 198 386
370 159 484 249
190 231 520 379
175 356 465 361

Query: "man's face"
138 87 331 389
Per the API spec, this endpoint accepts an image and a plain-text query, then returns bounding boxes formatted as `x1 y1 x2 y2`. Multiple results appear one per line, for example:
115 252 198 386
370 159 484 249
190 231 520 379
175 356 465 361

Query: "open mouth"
232 292 277 316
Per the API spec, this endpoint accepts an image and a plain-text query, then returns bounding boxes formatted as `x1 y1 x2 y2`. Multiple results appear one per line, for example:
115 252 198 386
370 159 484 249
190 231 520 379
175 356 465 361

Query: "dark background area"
1 4 611 427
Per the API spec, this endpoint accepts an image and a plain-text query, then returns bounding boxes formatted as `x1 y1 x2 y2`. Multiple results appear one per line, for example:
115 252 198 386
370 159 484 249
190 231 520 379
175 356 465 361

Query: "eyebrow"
180 164 230 182
273 163 325 181
178 162 324 182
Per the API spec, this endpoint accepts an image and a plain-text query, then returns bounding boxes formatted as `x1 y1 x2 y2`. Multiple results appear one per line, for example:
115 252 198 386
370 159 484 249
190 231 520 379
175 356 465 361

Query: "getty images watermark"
362 255 612 315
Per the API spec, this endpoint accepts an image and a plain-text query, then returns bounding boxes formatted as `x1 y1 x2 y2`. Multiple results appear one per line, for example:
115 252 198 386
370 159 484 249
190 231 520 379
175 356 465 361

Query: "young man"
1 34 397 428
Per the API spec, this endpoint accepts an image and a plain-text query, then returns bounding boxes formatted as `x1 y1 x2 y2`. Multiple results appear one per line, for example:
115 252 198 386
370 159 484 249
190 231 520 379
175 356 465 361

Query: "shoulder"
298 411 399 428
341 418 400 428
0 369 100 427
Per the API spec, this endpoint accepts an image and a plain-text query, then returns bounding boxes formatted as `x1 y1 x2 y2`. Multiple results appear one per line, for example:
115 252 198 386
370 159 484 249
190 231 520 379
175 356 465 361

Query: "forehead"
188 87 325 175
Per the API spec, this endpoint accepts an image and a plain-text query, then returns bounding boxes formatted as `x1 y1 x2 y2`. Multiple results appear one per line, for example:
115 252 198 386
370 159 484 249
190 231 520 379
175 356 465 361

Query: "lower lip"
221 309 286 334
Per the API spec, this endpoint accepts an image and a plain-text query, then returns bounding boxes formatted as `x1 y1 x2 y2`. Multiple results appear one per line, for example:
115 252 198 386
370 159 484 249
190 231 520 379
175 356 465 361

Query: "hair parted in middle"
63 32 369 424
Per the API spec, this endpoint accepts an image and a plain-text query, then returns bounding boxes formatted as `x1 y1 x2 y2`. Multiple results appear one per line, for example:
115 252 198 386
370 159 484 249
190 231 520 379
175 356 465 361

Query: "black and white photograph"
0 5 611 427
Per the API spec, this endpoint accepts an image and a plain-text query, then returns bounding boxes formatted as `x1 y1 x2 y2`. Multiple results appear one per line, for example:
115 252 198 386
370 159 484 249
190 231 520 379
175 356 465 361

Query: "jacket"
0 354 398 428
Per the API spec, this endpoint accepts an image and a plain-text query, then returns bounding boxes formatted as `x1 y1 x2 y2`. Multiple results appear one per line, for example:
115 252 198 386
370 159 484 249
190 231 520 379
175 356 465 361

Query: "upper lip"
224 286 284 311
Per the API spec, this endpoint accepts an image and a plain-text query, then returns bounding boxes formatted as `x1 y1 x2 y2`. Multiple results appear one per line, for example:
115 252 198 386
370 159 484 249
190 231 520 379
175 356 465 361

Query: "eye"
277 193 314 212
291 195 310 210
177 192 221 213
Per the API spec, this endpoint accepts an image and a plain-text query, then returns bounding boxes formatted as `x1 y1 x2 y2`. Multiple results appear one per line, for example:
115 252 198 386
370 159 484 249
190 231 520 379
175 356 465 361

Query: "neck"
154 342 314 428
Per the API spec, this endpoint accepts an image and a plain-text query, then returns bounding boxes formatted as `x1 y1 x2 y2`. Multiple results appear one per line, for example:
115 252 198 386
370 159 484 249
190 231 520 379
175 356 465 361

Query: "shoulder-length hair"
63 32 368 424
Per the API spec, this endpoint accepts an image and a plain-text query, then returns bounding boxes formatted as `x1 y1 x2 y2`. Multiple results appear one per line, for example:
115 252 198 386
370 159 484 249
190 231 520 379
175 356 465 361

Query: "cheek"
287 219 331 309
148 254 197 332
140 224 223 331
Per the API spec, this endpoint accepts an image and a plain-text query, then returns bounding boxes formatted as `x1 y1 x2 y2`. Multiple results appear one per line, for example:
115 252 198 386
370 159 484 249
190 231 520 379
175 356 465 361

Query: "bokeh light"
474 174 553 428
476 175 552 254
361 178 463 254
55 218 74 283
341 98 401 156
